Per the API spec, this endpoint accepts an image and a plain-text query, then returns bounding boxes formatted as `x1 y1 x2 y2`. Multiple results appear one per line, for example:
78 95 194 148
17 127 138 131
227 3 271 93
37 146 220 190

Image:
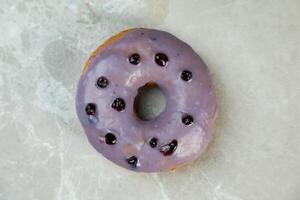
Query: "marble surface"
0 0 299 200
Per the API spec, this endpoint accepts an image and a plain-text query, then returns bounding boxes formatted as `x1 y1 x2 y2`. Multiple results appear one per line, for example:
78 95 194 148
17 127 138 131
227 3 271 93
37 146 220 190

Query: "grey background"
0 0 299 200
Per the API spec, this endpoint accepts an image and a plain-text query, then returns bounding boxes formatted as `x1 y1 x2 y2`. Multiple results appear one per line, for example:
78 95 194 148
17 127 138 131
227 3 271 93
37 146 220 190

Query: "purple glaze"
76 28 218 172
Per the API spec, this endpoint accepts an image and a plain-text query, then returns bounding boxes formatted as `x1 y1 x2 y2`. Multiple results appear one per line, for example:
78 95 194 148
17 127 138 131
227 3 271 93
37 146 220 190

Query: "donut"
76 28 218 172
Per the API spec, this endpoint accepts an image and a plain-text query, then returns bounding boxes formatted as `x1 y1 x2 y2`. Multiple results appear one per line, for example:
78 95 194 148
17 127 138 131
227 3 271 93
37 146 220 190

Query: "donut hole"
134 82 166 121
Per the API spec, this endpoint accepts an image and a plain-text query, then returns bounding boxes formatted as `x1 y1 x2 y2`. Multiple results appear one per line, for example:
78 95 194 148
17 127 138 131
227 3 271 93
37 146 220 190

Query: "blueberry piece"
85 103 96 116
181 70 192 82
182 115 193 126
129 54 140 65
126 156 138 167
155 53 168 67
149 137 158 148
105 133 117 145
159 140 178 156
96 76 109 88
111 98 126 112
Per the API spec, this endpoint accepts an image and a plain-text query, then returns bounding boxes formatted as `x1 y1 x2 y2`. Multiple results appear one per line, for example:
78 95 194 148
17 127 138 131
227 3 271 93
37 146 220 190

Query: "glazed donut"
76 28 217 172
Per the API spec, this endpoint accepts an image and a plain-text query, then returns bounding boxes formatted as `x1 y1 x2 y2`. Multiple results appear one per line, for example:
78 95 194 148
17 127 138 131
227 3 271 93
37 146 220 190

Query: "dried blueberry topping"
129 54 140 65
96 76 109 88
155 53 168 67
181 70 192 82
182 114 194 126
111 98 126 112
149 137 158 148
105 133 117 145
126 156 138 167
159 140 178 156
85 103 96 116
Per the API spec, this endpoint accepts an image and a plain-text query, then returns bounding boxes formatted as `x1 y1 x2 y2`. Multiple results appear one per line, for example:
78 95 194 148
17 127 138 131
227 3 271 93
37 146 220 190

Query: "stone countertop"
0 0 299 200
